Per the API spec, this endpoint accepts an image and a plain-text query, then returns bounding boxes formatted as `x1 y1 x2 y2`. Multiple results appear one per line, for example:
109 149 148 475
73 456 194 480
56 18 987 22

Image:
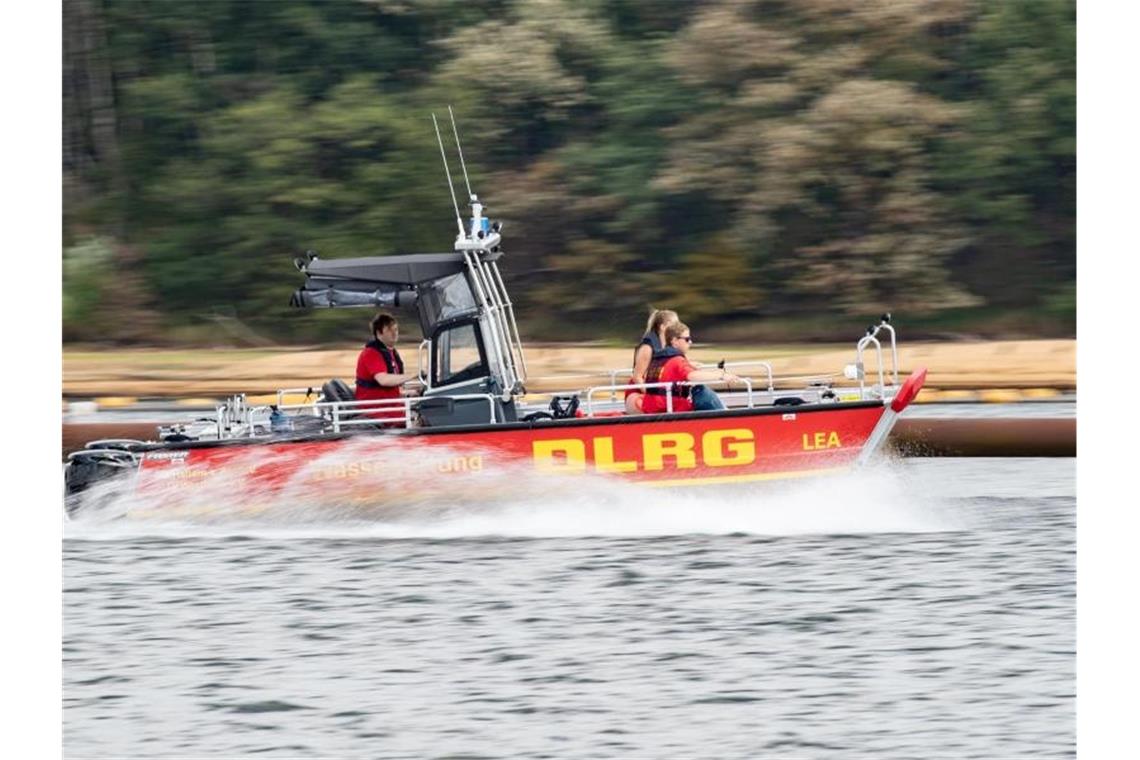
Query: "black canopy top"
302 250 502 287
290 249 503 331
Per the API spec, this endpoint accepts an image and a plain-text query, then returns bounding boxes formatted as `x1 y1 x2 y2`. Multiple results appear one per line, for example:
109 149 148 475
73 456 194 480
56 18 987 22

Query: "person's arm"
371 370 417 387
631 344 652 383
686 367 744 386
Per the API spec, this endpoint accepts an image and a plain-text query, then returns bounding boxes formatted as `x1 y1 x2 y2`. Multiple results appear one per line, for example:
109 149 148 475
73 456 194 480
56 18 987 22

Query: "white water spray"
64 440 958 540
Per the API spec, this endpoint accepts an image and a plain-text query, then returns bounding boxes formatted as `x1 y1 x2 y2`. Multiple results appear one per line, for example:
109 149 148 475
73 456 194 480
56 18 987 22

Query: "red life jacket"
355 339 405 418
644 347 691 399
356 339 404 389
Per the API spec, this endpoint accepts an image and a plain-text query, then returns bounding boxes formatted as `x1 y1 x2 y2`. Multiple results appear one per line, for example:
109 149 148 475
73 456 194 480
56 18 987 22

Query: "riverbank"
63 339 1075 400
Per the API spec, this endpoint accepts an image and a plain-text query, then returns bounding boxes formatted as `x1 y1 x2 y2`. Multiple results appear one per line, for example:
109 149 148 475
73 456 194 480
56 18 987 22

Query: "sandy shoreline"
63 339 1075 399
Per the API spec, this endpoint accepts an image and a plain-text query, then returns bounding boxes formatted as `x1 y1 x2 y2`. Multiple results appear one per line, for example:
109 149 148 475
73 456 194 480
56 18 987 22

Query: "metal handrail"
853 317 899 399
718 360 774 393
597 360 773 401
463 251 517 394
278 393 498 432
274 382 424 412
471 255 513 384
489 260 528 384
584 378 754 417
855 334 885 398
879 322 899 385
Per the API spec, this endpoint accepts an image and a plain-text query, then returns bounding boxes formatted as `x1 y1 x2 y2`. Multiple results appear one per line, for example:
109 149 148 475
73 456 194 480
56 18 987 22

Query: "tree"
935 0 1076 308
657 0 979 315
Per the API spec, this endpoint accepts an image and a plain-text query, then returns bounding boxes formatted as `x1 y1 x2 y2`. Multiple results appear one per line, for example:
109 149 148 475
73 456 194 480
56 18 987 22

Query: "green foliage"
934 0 1076 304
64 0 1075 343
63 236 160 343
63 237 115 332
648 235 765 321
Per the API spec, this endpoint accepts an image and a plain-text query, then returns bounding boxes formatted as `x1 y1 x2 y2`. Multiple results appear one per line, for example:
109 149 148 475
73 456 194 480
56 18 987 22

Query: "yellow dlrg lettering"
701 429 756 467
643 432 697 471
802 431 842 450
593 437 638 473
533 439 587 473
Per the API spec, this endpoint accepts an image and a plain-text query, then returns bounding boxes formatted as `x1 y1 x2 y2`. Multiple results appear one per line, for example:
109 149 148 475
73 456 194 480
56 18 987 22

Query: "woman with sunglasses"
640 322 742 414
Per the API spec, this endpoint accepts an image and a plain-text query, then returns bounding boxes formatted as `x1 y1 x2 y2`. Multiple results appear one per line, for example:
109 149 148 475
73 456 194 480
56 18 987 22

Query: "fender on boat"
854 368 928 465
891 367 927 413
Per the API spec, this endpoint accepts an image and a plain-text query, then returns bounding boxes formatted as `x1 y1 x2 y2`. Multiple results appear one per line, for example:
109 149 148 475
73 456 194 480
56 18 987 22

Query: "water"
64 458 1074 759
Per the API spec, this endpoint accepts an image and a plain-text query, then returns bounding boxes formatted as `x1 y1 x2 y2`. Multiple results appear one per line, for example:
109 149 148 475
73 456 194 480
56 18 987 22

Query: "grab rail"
853 315 899 399
277 393 498 432
584 378 754 417
528 360 775 402
719 360 774 393
599 361 772 401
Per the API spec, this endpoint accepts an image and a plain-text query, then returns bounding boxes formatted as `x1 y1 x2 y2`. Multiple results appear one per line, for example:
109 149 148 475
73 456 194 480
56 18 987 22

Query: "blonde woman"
625 309 679 414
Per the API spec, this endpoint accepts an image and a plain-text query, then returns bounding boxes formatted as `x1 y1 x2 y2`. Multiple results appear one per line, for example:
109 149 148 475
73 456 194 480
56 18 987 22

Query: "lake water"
64 457 1074 759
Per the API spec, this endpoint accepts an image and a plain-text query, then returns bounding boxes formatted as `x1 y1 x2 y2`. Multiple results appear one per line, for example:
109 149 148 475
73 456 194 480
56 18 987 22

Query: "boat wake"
64 440 961 540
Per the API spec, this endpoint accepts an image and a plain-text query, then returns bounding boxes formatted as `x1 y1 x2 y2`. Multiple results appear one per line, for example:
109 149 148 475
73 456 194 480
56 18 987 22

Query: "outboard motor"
64 447 139 516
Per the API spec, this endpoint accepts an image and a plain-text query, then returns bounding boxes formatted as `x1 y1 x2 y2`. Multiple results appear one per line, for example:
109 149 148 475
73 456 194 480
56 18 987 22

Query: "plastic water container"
269 406 293 433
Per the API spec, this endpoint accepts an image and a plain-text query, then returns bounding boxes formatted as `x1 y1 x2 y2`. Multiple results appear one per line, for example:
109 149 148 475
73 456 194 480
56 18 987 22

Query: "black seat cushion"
321 378 355 404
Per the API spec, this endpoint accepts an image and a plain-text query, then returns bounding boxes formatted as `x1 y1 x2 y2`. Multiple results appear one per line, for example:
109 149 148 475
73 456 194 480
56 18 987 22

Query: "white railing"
854 317 899 399
463 251 526 395
718 360 775 393
583 378 755 417
274 383 426 411
527 363 775 403
276 393 499 433
488 260 528 383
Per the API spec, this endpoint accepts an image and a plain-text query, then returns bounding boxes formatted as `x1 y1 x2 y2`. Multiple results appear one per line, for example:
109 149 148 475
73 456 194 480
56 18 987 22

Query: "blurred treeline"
63 0 1074 345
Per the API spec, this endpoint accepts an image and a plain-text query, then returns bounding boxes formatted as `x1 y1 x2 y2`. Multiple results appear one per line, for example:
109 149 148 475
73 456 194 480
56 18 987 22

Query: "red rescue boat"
64 112 926 517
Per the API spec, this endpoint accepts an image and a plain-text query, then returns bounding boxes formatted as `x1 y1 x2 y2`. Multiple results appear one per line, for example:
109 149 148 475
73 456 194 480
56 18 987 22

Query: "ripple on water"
63 458 1075 759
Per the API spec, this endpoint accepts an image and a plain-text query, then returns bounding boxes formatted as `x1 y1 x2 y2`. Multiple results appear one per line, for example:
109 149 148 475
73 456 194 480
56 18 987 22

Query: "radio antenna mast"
432 112 465 237
448 105 474 201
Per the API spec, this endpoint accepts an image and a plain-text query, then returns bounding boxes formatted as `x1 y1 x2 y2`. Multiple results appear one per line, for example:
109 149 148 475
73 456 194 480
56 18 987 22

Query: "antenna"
448 105 474 201
432 113 464 237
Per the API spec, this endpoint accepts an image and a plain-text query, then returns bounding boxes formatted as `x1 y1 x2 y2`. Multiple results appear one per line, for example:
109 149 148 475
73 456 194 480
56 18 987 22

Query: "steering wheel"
446 362 487 385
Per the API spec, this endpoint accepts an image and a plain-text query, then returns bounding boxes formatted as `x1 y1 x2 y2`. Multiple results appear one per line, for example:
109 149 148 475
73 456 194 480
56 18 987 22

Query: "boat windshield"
418 272 478 330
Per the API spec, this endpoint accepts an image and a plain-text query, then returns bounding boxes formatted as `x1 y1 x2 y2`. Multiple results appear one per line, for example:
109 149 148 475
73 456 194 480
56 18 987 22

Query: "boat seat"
321 378 355 404
320 378 373 424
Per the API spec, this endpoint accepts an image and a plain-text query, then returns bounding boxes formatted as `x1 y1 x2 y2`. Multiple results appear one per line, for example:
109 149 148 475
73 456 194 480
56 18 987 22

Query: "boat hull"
117 402 892 515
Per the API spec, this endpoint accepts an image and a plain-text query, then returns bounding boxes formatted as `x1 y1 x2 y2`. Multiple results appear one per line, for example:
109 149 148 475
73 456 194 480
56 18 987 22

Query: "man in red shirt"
640 322 743 414
355 312 419 421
